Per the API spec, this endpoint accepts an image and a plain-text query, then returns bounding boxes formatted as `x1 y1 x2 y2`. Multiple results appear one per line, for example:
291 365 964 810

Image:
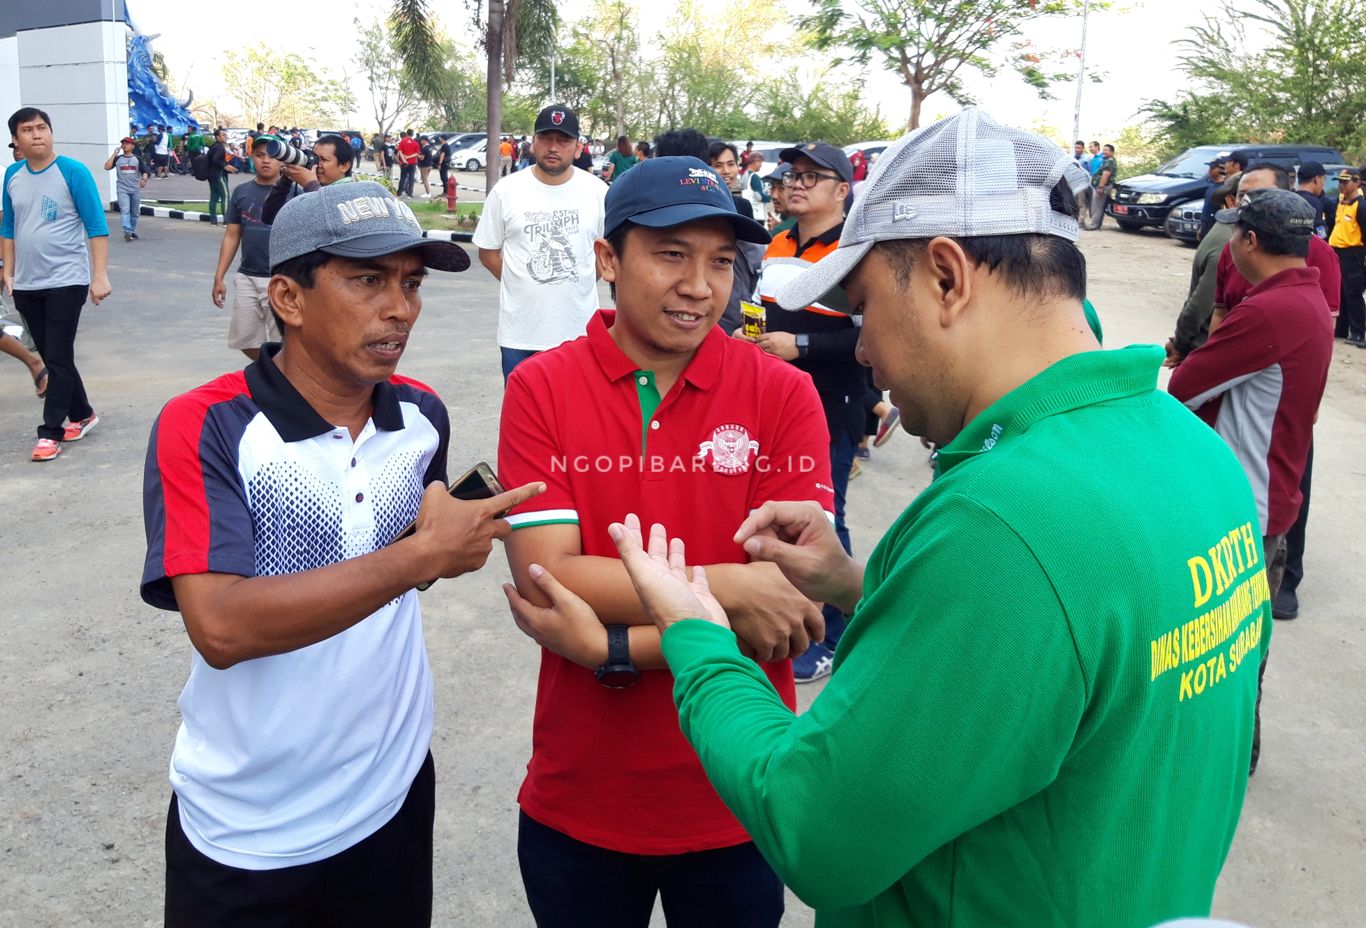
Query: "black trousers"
1283 440 1312 594
399 164 417 197
517 811 783 928
165 753 434 928
1334 245 1365 339
13 285 93 441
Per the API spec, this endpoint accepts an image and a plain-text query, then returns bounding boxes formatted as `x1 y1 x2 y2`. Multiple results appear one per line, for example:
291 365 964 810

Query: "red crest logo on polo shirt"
697 423 759 475
552 110 565 125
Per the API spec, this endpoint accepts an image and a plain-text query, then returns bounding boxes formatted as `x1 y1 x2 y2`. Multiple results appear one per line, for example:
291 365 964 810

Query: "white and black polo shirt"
141 344 448 870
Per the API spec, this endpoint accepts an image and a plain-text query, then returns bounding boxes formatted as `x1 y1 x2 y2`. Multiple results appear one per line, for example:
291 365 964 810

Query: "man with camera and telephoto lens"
211 135 288 360
261 133 358 226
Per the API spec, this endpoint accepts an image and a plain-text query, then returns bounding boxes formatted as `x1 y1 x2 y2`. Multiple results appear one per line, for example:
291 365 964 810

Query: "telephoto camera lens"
264 138 310 167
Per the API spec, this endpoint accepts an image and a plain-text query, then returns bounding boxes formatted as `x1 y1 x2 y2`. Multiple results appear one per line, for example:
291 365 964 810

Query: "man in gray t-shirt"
104 137 149 241
212 137 283 359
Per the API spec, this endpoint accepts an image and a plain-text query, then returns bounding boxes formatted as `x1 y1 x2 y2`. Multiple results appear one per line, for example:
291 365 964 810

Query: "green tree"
355 19 423 139
221 44 355 128
747 73 895 144
422 40 489 131
798 0 1087 130
1143 0 1366 158
648 0 778 134
515 0 640 138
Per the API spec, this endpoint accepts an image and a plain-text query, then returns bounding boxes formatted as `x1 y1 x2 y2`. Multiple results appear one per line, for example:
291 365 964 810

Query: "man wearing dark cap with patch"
1170 187 1333 775
498 156 832 927
752 140 862 681
475 105 607 379
1294 160 1330 238
1328 166 1366 344
143 181 542 926
587 109 1268 927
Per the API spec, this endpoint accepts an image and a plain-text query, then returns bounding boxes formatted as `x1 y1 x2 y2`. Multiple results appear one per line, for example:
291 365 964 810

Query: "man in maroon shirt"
1168 187 1333 776
1210 163 1338 624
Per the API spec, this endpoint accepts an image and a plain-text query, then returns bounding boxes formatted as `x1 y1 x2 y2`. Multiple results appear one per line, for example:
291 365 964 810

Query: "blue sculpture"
126 29 198 134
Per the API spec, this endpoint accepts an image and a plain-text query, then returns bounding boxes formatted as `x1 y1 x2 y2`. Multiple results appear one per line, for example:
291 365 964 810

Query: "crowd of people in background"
0 96 1344 928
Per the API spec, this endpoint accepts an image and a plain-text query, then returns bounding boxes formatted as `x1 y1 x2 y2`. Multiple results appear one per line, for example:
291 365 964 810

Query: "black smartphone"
390 461 508 546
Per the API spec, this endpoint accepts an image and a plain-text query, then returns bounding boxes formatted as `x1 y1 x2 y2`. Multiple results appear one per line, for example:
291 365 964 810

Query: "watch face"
596 666 639 689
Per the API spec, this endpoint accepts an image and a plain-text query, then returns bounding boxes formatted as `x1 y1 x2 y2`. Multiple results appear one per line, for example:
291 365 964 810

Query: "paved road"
0 218 1361 926
135 164 489 205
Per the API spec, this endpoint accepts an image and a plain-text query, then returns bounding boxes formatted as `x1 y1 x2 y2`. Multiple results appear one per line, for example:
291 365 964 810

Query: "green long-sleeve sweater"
662 347 1267 927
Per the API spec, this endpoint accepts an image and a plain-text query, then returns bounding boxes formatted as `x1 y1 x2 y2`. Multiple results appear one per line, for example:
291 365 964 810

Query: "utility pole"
1071 0 1091 144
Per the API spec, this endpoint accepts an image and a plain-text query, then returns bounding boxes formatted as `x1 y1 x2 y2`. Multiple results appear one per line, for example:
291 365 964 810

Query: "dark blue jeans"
501 346 540 382
824 431 857 646
518 812 783 928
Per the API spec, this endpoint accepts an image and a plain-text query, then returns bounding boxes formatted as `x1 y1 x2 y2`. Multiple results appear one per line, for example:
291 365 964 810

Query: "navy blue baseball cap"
604 156 771 244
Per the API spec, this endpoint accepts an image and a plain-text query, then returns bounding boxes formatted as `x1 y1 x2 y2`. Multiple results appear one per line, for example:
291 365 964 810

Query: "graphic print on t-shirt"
523 209 580 284
41 195 58 221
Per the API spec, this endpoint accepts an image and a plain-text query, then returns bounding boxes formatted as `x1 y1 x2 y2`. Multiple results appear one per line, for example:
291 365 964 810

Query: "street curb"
134 205 475 242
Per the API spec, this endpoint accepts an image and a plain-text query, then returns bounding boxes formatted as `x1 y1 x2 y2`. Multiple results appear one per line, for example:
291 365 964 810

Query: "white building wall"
0 36 20 141
17 20 128 203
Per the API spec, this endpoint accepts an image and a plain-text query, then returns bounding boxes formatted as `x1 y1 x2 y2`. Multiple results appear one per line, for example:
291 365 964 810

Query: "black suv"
1107 143 1346 243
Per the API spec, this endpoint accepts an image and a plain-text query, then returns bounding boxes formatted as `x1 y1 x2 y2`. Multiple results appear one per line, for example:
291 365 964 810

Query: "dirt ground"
0 218 1361 927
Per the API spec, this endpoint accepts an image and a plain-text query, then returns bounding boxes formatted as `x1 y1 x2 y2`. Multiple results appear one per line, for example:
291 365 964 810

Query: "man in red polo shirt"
1169 187 1333 776
395 129 420 198
498 156 833 927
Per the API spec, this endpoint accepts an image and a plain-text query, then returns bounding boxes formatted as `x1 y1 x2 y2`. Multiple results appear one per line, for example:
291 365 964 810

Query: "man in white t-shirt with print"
474 104 607 380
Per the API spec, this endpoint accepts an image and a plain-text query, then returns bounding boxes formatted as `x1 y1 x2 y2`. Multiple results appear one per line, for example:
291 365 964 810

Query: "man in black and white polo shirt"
141 181 543 926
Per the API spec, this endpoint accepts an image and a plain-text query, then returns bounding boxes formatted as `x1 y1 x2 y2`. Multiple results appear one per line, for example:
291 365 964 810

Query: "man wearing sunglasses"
751 141 863 682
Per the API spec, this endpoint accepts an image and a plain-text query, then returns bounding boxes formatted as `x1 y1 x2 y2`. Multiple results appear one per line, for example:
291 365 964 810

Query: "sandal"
33 366 47 398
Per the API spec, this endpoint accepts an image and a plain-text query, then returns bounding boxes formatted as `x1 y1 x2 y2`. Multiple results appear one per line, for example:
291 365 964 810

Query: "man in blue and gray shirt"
105 136 149 241
1 106 111 462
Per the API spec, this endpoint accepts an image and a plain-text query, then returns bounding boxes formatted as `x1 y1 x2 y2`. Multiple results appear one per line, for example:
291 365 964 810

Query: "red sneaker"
31 438 62 461
62 413 99 442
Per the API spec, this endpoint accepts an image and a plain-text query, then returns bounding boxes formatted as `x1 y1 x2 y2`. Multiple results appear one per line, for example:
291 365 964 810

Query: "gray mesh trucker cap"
775 107 1093 311
269 181 471 273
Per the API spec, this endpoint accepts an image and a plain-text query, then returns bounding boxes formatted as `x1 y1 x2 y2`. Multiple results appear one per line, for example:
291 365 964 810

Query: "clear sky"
126 0 1220 141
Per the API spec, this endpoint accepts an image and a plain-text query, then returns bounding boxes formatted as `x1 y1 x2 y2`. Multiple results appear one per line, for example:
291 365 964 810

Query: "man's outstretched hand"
733 501 864 616
609 514 730 633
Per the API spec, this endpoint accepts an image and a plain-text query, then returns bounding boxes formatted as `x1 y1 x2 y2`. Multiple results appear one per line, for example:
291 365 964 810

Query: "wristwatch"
595 625 640 689
795 333 810 358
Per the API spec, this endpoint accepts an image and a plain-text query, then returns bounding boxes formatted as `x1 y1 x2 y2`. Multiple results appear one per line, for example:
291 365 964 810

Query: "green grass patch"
143 197 482 231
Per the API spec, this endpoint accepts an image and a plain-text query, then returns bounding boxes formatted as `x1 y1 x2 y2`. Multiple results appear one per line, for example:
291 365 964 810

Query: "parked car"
728 140 796 178
1112 143 1347 242
450 138 488 172
442 132 486 152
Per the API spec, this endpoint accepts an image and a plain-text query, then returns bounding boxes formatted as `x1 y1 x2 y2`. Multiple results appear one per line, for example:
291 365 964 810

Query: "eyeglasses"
782 170 843 188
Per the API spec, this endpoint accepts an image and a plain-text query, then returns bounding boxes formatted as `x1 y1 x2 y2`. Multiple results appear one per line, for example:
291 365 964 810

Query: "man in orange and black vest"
750 141 861 682
1329 167 1366 345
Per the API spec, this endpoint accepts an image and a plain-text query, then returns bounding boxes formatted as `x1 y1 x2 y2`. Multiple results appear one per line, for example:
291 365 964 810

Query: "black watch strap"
596 625 639 689
605 624 630 663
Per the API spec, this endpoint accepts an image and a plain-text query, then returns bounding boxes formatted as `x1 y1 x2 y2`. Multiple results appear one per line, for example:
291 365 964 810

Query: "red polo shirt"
397 136 421 164
498 309 834 854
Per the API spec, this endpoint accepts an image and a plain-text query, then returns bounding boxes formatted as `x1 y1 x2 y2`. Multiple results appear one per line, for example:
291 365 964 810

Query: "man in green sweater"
517 109 1270 927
